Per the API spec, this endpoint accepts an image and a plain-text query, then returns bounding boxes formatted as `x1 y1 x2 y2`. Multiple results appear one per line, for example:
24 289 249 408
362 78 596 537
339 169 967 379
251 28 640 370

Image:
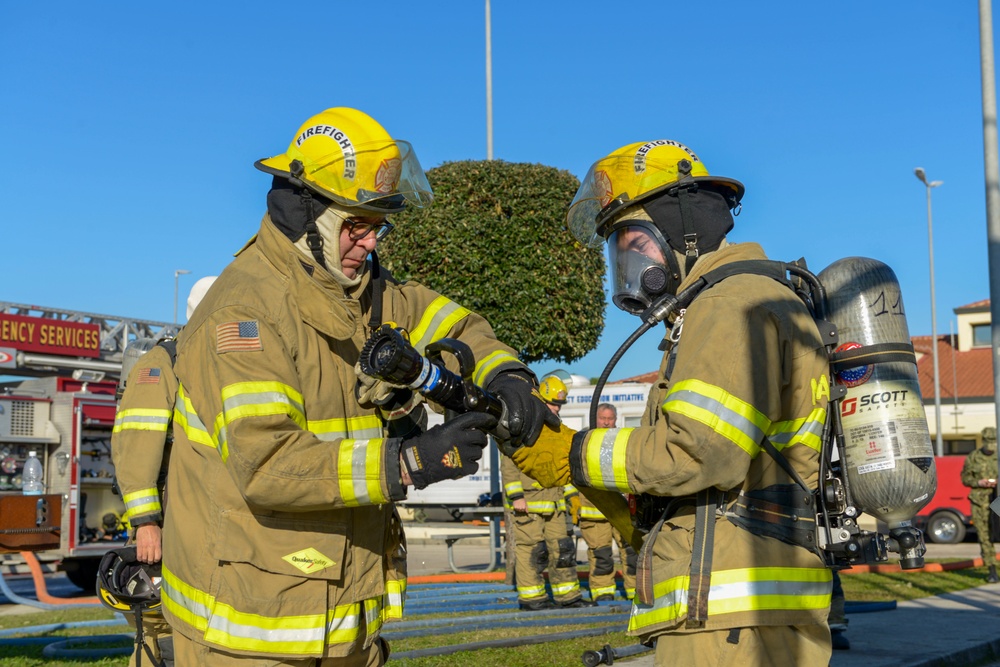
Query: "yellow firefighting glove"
566 491 581 525
510 422 575 488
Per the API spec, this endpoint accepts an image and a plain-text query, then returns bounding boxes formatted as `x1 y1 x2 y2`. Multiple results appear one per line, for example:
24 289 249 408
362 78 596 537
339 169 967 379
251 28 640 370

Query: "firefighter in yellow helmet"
514 140 833 665
501 373 593 611
160 108 551 665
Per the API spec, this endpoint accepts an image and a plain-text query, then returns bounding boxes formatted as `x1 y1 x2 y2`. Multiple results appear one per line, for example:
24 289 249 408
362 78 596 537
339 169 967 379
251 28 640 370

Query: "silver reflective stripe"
769 418 824 449
315 426 383 441
670 389 766 443
223 390 304 420
207 614 327 646
115 412 170 430
124 491 159 513
711 578 831 601
411 301 466 353
162 577 212 626
597 429 622 491
350 440 373 504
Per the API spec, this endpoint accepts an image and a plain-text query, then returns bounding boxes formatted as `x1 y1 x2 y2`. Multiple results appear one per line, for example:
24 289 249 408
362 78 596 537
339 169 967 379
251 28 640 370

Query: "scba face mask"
607 221 681 314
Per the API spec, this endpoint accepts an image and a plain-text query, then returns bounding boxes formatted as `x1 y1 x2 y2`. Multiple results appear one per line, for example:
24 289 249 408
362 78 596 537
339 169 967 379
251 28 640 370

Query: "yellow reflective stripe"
308 414 383 441
551 581 580 596
123 488 161 519
162 566 373 654
113 408 171 433
583 428 631 493
591 584 617 597
221 381 306 427
336 439 388 506
383 578 407 621
565 484 578 495
768 407 827 453
526 500 556 513
628 566 832 632
579 507 605 520
174 386 215 450
409 296 470 353
517 584 548 599
505 481 523 496
662 379 771 457
473 350 520 387
214 413 230 462
363 598 382 639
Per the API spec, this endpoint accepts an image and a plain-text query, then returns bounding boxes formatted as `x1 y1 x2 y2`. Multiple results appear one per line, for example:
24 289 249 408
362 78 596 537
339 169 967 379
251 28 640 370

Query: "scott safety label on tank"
841 379 934 473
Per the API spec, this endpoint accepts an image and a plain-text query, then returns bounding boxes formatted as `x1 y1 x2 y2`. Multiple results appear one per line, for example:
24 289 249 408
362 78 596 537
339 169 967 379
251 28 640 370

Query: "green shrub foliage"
381 160 605 363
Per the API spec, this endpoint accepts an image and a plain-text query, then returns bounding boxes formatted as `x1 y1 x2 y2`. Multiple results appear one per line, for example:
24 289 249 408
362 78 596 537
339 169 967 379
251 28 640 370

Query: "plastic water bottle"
22 451 43 495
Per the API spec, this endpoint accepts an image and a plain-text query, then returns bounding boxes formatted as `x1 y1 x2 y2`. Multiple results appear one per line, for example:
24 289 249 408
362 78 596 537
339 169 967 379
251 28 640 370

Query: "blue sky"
1 2 995 383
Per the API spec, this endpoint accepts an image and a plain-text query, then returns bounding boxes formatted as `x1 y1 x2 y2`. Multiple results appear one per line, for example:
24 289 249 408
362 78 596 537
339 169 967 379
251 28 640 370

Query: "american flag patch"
136 368 161 384
216 320 263 353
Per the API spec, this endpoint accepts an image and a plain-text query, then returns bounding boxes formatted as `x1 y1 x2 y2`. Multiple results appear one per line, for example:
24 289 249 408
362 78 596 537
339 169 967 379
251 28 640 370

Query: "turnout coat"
162 216 524 659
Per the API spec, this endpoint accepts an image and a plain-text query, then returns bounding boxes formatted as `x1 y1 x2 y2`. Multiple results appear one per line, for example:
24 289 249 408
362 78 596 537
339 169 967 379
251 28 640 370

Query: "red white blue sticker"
835 342 873 387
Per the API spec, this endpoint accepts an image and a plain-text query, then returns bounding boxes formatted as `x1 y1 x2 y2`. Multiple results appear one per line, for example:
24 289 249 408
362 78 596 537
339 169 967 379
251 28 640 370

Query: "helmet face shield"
608 222 676 314
286 139 432 213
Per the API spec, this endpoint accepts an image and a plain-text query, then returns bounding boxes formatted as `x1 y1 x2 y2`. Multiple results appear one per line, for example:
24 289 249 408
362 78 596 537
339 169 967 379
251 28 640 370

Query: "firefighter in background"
160 107 552 666
110 278 216 667
501 375 594 611
961 426 1000 583
576 402 637 601
511 140 833 665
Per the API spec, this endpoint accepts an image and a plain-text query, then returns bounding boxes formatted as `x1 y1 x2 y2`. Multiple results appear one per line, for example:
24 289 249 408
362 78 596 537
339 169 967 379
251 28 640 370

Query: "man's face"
596 408 616 428
547 403 561 417
614 226 666 265
339 216 385 279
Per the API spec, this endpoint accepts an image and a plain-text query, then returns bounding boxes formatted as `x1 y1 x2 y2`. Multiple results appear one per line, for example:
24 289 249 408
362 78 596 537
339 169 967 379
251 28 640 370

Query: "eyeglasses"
344 218 394 241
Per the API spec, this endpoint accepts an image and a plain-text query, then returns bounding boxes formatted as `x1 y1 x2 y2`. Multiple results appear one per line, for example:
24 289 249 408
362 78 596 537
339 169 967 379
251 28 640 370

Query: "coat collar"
254 214 372 341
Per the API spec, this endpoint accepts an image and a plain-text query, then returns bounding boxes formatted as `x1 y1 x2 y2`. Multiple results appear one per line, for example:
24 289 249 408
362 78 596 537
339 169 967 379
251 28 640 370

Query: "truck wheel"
926 511 967 544
63 557 102 591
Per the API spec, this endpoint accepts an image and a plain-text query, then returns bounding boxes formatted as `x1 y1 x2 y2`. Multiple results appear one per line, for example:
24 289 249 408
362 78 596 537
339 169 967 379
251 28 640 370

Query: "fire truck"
0 302 177 588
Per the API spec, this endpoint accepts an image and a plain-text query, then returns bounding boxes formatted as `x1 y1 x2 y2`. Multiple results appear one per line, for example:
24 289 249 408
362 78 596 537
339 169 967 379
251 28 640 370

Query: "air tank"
818 257 937 529
117 337 159 401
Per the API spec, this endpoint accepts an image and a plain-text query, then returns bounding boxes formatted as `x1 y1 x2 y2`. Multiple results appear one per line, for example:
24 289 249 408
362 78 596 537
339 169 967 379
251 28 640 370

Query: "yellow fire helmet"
539 375 569 406
567 140 745 248
255 107 434 214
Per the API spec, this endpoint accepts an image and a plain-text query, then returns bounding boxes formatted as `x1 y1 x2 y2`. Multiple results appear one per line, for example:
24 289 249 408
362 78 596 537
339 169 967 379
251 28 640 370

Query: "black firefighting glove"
487 371 559 449
400 411 498 490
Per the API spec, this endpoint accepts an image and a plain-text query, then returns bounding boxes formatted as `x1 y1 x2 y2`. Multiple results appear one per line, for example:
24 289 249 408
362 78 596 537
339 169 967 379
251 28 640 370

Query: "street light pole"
174 269 191 324
914 168 944 456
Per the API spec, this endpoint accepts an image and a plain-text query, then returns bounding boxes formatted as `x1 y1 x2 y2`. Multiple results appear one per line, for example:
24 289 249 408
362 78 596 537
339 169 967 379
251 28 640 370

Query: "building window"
973 323 992 347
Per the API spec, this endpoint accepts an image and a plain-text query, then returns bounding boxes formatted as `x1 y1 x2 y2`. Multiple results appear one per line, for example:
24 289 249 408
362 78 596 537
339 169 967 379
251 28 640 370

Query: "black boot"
518 598 556 611
560 597 597 608
831 629 850 650
988 565 999 583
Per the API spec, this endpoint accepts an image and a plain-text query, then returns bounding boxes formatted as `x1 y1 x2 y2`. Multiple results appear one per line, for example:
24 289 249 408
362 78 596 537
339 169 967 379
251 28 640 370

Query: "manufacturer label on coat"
282 547 337 575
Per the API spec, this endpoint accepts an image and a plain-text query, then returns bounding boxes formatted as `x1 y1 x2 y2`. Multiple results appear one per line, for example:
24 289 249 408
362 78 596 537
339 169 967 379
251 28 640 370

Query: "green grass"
839 563 996 602
0 563 993 667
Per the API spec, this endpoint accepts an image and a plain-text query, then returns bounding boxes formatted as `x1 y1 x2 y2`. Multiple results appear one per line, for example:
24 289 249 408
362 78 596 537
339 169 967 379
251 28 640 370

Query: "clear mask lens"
608 225 670 314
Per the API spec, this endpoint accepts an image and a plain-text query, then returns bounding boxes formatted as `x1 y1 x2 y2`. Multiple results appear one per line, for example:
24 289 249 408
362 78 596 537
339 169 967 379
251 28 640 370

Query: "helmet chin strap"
288 160 328 270
301 189 328 270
